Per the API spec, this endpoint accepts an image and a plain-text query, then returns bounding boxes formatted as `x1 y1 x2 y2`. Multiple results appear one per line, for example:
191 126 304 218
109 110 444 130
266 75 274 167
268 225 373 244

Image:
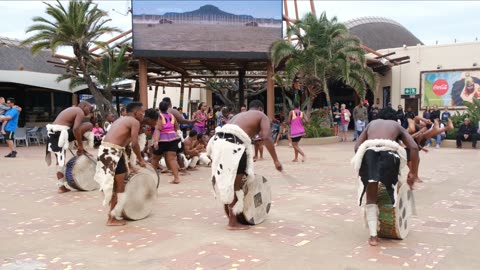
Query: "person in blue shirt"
441 107 451 124
2 98 20 158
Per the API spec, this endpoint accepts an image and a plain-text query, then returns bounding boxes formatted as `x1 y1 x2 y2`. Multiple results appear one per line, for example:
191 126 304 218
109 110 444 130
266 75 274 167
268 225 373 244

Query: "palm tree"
271 12 376 122
21 0 120 116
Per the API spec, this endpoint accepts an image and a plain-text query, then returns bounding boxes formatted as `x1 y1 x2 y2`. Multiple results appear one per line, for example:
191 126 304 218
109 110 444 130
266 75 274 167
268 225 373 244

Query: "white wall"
374 42 480 111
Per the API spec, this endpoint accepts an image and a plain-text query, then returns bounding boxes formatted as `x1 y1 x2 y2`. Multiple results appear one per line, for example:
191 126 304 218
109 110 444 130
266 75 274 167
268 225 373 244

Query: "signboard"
421 69 480 107
404 88 417 95
132 0 283 59
79 94 93 101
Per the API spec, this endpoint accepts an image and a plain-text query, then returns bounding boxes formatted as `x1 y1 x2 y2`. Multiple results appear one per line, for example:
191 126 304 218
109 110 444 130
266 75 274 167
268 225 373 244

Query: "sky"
132 1 282 19
0 0 479 56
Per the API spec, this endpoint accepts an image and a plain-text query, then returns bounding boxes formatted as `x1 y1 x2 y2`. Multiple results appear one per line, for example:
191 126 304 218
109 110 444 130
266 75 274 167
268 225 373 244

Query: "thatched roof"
346 17 423 50
0 36 65 74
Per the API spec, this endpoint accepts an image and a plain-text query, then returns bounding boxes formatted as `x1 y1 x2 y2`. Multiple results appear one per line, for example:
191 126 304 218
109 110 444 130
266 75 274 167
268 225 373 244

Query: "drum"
237 174 272 225
377 182 415 239
122 167 158 220
65 155 99 191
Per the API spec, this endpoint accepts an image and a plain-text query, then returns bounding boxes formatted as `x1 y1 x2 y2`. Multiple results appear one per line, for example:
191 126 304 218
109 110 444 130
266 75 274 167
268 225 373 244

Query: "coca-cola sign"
432 79 449 96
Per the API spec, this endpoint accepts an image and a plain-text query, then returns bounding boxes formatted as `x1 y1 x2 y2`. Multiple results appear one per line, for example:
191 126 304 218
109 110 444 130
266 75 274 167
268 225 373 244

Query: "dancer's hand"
407 173 420 189
274 160 283 172
138 160 146 168
77 146 85 156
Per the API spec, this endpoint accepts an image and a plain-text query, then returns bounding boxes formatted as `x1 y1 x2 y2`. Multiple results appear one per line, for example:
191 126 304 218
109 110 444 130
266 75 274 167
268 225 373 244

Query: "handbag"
344 112 350 122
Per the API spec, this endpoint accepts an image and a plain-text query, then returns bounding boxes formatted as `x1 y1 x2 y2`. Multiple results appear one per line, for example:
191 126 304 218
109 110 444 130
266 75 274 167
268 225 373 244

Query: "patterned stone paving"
163 243 267 270
305 202 361 222
89 226 178 252
248 219 326 246
411 216 478 235
170 206 227 227
347 242 452 268
432 200 480 211
1 252 86 270
5 218 89 236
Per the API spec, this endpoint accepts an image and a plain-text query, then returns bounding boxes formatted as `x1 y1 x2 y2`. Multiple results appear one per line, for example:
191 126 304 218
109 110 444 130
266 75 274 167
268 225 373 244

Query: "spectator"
0 97 22 132
332 102 342 135
120 107 127 117
435 121 447 148
206 106 215 132
183 129 200 169
403 106 416 128
92 122 105 147
103 113 115 132
423 106 431 120
2 98 20 158
240 105 247 112
441 107 451 123
369 106 380 122
340 103 351 142
353 102 368 141
192 102 207 136
178 107 190 138
396 105 405 127
456 118 477 149
430 105 440 122
274 121 292 146
216 107 228 128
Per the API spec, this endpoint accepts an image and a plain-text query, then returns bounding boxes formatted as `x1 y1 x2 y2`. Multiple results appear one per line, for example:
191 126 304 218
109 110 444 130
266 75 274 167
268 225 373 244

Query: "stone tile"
163 243 267 270
411 216 478 235
5 217 89 236
1 252 87 270
159 188 211 199
347 241 452 268
170 206 227 227
433 200 479 211
305 203 360 222
249 219 326 246
90 226 177 251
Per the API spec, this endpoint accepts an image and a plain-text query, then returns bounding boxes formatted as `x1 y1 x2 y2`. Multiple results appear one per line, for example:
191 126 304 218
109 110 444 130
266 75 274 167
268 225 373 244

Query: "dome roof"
345 17 423 50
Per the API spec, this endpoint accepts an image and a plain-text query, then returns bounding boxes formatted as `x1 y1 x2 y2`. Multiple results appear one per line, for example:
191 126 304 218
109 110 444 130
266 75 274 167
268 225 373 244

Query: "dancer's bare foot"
292 159 298 162
368 236 378 246
253 156 258 162
226 224 250 230
446 118 454 131
169 178 180 184
58 185 70 193
302 155 306 162
106 215 126 226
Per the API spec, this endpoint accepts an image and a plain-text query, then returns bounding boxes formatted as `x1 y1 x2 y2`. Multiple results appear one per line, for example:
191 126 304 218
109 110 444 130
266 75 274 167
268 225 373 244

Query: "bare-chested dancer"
352 109 420 246
207 100 283 230
94 102 146 226
407 116 454 149
45 101 93 193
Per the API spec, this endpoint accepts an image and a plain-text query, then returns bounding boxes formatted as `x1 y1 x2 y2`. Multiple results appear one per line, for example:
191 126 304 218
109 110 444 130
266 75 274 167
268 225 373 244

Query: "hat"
364 100 369 104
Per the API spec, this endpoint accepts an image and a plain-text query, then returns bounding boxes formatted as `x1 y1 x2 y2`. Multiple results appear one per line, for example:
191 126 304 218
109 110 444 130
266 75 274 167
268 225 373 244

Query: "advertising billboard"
132 0 283 59
421 69 480 107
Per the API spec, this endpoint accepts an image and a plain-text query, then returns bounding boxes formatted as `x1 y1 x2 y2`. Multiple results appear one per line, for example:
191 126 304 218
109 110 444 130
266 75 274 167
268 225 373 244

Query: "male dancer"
45 101 94 193
352 109 420 246
207 100 282 230
94 102 146 226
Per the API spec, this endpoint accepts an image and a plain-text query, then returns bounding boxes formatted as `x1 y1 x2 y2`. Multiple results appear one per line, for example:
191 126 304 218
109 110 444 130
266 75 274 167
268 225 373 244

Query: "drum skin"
377 183 414 239
65 155 98 191
122 167 158 220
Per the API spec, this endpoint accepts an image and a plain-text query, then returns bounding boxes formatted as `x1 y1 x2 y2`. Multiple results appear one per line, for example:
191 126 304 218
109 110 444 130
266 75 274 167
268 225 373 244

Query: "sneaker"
4 152 12 157
436 145 440 149
11 151 17 158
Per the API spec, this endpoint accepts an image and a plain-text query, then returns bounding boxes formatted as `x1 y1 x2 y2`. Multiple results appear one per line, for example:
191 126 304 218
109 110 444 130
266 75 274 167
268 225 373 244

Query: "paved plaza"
1 142 479 270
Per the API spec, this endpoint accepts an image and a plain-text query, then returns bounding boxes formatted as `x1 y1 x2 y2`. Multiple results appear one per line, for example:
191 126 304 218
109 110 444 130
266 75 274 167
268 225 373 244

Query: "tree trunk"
323 79 334 127
281 87 288 116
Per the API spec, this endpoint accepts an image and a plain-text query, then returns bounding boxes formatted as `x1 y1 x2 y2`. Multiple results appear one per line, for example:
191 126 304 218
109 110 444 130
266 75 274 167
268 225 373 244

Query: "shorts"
291 136 302 143
4 131 14 140
115 155 127 174
153 139 180 155
358 149 400 205
339 124 349 132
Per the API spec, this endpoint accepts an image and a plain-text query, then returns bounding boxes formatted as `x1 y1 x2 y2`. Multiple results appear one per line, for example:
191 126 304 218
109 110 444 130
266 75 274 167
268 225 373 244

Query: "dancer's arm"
261 115 282 171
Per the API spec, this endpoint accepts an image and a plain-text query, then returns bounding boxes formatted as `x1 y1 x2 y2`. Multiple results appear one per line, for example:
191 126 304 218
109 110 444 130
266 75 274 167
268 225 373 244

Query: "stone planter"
277 136 341 146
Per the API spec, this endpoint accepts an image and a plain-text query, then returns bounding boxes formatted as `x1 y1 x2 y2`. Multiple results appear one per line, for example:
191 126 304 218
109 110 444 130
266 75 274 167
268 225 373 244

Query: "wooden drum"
122 167 158 220
65 155 99 191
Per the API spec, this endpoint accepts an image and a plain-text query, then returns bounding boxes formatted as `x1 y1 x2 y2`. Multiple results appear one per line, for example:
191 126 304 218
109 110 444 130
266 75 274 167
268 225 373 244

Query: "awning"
0 70 86 93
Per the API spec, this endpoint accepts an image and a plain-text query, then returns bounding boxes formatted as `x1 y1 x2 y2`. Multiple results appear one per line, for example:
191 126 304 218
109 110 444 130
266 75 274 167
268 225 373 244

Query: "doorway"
404 98 419 115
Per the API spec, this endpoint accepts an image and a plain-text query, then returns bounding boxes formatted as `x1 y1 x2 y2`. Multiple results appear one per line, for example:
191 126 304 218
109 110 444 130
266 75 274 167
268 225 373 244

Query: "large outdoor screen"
132 0 283 59
421 69 480 107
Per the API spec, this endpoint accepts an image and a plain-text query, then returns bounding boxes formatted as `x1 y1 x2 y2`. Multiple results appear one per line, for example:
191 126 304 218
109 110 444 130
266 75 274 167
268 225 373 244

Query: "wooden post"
283 0 291 42
72 93 78 106
50 92 55 116
153 85 159 109
238 69 245 111
139 58 148 106
267 61 275 119
179 76 185 108
187 84 192 116
115 93 120 115
293 0 299 20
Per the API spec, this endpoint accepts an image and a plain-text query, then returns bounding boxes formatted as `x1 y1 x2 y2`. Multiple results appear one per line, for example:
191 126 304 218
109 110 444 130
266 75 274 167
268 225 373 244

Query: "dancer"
207 100 282 230
352 109 420 246
45 101 94 193
94 102 146 226
288 101 308 162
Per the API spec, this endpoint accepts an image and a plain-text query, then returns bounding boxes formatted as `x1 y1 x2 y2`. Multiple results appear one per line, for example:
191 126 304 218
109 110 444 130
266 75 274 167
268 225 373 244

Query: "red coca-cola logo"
432 79 449 96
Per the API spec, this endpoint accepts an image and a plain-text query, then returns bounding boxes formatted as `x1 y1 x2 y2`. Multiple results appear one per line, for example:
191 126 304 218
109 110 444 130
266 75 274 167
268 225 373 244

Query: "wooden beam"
53 53 74 61
374 52 396 59
266 61 275 119
148 58 188 76
283 0 292 42
293 0 299 20
89 30 132 53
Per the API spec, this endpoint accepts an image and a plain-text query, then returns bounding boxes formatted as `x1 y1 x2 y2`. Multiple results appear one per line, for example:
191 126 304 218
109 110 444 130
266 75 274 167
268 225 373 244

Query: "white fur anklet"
232 190 245 215
366 204 379 237
110 193 127 220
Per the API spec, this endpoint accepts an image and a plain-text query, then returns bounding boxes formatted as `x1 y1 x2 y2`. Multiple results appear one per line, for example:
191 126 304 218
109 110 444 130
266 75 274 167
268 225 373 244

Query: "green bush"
304 109 334 138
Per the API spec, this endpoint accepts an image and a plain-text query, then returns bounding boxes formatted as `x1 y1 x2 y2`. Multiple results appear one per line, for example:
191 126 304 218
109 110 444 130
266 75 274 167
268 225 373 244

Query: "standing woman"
340 103 351 142
193 102 207 136
152 101 181 184
288 101 309 162
422 106 431 120
332 102 341 136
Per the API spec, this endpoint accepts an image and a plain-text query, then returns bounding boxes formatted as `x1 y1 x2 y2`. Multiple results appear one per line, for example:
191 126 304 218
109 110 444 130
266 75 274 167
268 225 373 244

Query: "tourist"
94 102 146 226
430 105 440 122
441 107 451 123
45 101 94 193
396 105 405 127
369 106 380 122
275 121 292 146
435 122 447 148
92 122 105 147
456 118 477 149
240 105 247 112
2 98 20 158
340 103 351 142
288 101 308 162
332 102 341 136
404 106 416 127
193 102 207 136
353 101 368 141
103 113 115 132
422 106 431 120
217 107 229 128
206 100 282 230
178 107 190 138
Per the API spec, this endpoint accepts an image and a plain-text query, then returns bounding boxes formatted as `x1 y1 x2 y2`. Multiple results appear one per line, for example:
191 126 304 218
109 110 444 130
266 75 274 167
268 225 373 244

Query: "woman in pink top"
340 103 351 142
152 101 181 184
288 101 309 162
193 102 207 135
